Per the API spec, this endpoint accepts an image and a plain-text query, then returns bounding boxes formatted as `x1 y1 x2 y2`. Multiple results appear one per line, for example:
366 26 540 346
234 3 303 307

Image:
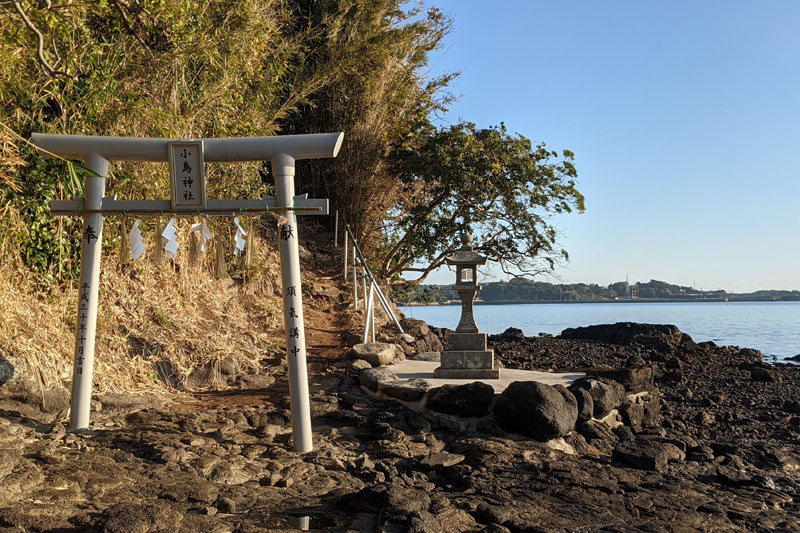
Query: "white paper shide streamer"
233 216 247 257
128 219 147 260
190 220 213 258
161 217 179 259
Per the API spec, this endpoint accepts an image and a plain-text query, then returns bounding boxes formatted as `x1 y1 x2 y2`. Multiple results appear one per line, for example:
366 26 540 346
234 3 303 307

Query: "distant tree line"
403 278 800 304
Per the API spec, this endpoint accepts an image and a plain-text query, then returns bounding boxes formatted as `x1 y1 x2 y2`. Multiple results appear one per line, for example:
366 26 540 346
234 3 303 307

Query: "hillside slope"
0 218 373 402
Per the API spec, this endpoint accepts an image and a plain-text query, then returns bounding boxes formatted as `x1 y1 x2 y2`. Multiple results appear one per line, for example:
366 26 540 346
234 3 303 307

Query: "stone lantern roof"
445 234 487 266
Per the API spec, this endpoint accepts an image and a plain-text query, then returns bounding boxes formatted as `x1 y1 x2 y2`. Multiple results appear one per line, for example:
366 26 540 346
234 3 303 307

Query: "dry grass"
0 216 291 394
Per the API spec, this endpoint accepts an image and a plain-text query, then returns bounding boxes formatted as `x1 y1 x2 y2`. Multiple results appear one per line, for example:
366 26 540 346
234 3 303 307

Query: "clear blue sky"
418 0 800 292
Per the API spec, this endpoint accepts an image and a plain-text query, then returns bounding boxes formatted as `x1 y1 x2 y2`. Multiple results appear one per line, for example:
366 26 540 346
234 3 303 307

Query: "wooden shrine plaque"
168 141 206 209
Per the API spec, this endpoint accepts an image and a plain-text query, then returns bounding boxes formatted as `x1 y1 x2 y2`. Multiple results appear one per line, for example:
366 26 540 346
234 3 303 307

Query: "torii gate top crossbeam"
30 132 344 162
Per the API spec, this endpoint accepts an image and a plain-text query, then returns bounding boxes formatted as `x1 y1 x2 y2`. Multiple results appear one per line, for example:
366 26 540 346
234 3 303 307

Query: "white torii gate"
32 132 344 453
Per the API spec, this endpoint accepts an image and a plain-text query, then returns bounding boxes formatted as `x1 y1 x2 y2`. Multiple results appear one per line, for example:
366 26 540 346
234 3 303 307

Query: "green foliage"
382 122 584 285
287 0 454 240
0 0 453 286
1 1 583 291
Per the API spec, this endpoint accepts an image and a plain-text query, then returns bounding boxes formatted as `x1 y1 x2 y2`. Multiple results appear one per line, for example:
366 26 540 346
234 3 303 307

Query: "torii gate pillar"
71 152 108 430
273 153 313 452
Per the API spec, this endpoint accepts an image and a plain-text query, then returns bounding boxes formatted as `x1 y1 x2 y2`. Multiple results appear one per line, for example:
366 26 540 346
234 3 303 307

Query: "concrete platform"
390 359 584 394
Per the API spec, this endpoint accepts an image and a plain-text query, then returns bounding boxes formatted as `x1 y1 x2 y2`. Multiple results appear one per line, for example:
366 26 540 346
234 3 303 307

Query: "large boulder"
379 379 431 401
572 386 594 424
500 327 526 340
577 419 619 455
619 402 644 432
493 382 578 441
586 366 654 393
569 377 626 418
399 318 430 338
352 343 396 367
641 390 662 427
341 484 431 521
400 318 444 354
0 355 14 387
185 357 239 389
559 322 693 353
612 439 679 472
360 367 397 392
425 382 495 418
310 283 341 298
415 334 443 354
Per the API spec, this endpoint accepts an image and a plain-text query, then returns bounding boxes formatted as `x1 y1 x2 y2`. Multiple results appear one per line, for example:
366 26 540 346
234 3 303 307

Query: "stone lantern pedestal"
434 234 500 379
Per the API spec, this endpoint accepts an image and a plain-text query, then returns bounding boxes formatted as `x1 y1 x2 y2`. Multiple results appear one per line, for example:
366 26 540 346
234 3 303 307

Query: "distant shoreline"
403 298 800 306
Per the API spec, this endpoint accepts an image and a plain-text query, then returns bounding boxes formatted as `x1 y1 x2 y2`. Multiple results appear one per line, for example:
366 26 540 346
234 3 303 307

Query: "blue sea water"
401 301 800 363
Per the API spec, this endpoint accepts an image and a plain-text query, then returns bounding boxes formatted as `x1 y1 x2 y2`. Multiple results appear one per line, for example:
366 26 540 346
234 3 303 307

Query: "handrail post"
373 281 405 335
363 282 375 344
370 283 376 342
362 259 368 312
337 209 404 337
353 246 358 310
343 231 348 278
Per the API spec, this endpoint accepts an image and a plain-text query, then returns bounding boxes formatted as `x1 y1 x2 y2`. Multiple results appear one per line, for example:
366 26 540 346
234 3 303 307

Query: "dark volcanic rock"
425 382 494 418
569 377 626 417
0 356 14 386
619 401 644 432
559 322 692 352
379 379 431 401
577 419 619 455
343 484 431 521
641 390 662 427
100 501 185 533
419 452 465 469
400 318 430 338
3 319 800 533
424 333 443 353
572 386 594 423
612 425 635 441
499 327 525 340
564 431 590 454
360 367 397 392
750 367 778 382
587 366 654 392
401 318 444 354
493 382 578 441
612 440 671 472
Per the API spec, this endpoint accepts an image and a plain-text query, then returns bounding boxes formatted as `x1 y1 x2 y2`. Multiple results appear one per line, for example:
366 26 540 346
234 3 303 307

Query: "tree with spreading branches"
380 121 584 286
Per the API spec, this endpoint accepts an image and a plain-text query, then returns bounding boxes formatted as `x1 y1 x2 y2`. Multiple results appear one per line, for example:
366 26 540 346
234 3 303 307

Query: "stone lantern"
434 234 500 379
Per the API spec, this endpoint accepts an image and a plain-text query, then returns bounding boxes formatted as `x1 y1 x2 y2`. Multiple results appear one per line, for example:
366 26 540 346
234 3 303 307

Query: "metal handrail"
334 208 404 342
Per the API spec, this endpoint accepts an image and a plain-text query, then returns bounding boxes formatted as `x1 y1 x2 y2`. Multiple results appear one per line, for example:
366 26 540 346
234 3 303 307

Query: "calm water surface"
401 301 800 363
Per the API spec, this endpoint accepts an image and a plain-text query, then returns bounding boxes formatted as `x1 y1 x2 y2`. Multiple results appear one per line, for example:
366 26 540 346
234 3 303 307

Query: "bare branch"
379 189 450 273
388 249 450 286
12 0 69 77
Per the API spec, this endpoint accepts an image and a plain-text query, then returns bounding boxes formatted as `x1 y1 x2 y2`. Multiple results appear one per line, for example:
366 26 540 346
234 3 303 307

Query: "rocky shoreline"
0 322 798 531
